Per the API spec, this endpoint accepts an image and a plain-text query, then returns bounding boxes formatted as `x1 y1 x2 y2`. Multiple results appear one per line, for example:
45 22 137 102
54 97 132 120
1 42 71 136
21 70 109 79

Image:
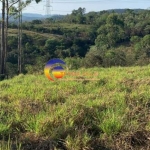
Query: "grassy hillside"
35 23 91 29
5 9 150 79
8 28 62 39
0 65 150 150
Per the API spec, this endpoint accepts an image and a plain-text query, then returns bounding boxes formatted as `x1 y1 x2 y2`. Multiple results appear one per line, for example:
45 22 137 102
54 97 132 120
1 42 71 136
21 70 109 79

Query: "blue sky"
21 0 150 15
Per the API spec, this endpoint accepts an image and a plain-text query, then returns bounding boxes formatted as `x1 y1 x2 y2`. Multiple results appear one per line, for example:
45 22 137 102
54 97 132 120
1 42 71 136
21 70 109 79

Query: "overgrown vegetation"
0 7 150 150
3 8 150 77
0 65 150 149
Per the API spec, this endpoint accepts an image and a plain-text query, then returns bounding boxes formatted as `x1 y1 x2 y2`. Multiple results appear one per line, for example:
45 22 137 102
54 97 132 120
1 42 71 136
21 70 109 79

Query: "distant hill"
21 13 65 19
106 8 146 13
0 13 65 22
0 9 147 22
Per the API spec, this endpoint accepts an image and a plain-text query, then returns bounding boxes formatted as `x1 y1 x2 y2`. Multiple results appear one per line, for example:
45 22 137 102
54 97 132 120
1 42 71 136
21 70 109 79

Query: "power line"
48 0 150 1
24 0 150 15
27 6 72 12
43 1 114 3
31 0 150 4
52 10 72 12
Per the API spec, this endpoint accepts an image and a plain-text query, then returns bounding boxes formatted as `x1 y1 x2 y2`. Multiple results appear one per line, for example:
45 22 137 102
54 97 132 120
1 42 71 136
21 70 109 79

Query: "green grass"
36 23 91 30
0 65 150 150
8 29 62 39
8 23 90 39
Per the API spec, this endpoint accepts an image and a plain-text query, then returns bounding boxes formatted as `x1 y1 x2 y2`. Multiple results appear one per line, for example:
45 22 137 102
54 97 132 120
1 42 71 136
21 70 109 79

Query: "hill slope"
0 65 150 150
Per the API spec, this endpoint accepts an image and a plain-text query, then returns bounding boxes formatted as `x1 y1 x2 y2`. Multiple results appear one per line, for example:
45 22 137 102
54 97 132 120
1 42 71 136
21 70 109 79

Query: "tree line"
1 8 150 79
0 0 41 80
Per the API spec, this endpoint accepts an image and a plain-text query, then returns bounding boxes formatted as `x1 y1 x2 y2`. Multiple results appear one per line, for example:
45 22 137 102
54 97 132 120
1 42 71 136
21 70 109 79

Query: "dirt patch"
19 100 47 115
130 130 147 146
109 130 150 150
120 78 150 88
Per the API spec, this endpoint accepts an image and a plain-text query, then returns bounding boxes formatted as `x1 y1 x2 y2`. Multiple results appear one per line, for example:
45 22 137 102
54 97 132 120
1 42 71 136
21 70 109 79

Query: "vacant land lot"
0 66 150 150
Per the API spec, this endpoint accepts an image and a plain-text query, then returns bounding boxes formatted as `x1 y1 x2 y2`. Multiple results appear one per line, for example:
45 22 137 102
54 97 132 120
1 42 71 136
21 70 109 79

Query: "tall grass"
0 65 150 149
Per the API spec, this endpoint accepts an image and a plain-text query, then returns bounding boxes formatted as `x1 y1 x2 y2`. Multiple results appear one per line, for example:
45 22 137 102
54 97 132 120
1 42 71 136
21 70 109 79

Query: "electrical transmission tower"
45 0 52 17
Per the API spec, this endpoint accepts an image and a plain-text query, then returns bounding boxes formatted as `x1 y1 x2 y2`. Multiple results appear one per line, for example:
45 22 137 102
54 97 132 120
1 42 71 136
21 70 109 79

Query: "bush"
84 47 103 68
65 57 84 70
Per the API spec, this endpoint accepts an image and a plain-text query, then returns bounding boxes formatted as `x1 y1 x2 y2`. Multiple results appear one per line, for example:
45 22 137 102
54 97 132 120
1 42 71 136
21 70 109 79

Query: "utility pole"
1 0 5 75
21 5 23 71
0 22 1 59
5 0 9 76
18 0 22 74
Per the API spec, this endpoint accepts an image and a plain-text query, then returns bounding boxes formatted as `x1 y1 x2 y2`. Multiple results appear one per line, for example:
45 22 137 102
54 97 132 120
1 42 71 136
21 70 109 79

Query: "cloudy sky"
7 0 150 15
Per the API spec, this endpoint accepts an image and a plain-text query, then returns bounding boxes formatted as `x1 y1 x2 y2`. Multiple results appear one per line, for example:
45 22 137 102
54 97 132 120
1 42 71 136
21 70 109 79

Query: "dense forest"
1 8 150 77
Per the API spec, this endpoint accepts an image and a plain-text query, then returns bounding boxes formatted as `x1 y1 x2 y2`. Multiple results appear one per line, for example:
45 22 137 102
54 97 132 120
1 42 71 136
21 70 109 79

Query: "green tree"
95 24 125 49
44 38 60 57
86 11 97 24
130 36 141 44
141 35 150 57
84 46 103 68
31 19 42 24
71 7 86 24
